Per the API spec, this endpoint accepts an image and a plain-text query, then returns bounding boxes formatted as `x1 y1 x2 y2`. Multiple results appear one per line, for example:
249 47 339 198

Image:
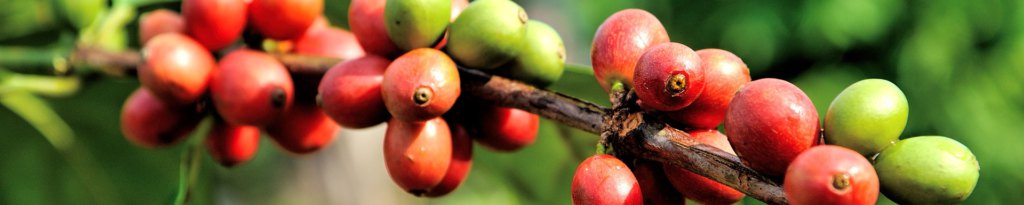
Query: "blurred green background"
1 0 1021 204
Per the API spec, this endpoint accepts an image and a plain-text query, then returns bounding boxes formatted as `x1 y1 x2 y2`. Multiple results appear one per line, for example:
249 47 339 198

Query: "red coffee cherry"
668 49 750 129
120 88 201 148
423 122 473 197
138 9 184 45
292 20 365 60
265 104 340 154
349 0 401 58
211 49 294 126
318 55 392 128
724 78 819 177
139 33 215 106
572 154 643 205
469 106 539 152
785 145 879 205
248 0 323 40
663 129 745 205
182 0 246 50
591 9 669 93
205 118 261 167
384 117 453 196
633 160 685 205
634 42 705 111
381 48 460 122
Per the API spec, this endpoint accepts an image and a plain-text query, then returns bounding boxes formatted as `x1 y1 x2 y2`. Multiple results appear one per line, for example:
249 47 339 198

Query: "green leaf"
0 91 74 151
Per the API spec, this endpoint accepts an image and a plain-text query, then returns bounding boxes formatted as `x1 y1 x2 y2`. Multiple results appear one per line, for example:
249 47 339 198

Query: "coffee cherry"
318 55 391 128
423 122 473 197
506 20 565 88
633 160 685 205
663 129 744 205
785 145 879 205
668 49 750 129
384 117 453 196
205 119 261 167
448 0 528 69
469 106 539 152
349 0 401 58
450 0 468 21
265 104 340 154
384 0 450 50
248 0 323 40
874 136 978 204
634 42 705 111
138 9 184 45
293 25 365 60
724 78 819 177
211 49 294 126
120 88 201 148
182 0 246 50
824 79 908 156
138 33 215 106
382 48 460 122
591 9 670 93
571 154 643 205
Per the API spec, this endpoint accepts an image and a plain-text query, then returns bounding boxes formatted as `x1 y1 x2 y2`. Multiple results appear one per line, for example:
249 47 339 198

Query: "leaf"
0 91 74 151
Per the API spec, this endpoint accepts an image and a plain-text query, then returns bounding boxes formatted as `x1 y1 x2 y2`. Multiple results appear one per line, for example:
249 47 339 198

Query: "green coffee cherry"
824 79 908 156
385 0 451 51
448 0 528 69
506 20 565 87
874 136 979 205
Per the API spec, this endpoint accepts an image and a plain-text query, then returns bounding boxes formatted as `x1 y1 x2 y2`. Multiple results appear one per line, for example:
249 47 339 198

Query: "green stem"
174 117 211 205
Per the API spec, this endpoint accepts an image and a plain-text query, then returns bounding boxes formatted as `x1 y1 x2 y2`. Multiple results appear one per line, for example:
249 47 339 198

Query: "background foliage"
0 0 1020 204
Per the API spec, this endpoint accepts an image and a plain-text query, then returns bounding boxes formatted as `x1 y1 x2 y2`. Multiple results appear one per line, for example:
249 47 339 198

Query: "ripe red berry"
248 0 323 40
784 145 879 205
205 119 261 167
469 106 539 152
634 42 705 111
318 55 391 128
383 117 453 196
423 122 473 197
381 48 460 122
663 129 745 205
349 0 402 58
591 9 669 93
633 160 685 205
265 104 340 154
120 88 201 148
211 49 294 126
668 49 751 129
139 33 215 105
292 22 365 60
572 154 643 205
725 78 819 177
182 0 246 50
138 9 184 45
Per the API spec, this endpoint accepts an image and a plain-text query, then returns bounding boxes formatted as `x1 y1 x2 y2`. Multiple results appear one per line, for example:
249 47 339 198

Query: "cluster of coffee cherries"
121 0 566 198
571 9 979 205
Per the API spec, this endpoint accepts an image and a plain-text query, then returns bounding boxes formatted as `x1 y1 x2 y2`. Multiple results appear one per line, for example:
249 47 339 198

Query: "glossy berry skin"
120 88 201 148
571 154 643 205
211 49 294 126
469 106 539 152
591 9 670 93
447 0 528 69
248 0 323 40
349 0 401 58
182 0 246 50
382 48 460 122
384 117 453 196
138 9 184 44
139 33 215 106
384 0 450 50
663 130 744 205
205 119 261 167
874 136 978 205
784 145 879 205
318 55 391 128
724 78 819 177
293 26 365 60
633 160 685 205
824 79 908 156
423 122 473 197
265 104 340 154
668 49 750 129
634 42 705 111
